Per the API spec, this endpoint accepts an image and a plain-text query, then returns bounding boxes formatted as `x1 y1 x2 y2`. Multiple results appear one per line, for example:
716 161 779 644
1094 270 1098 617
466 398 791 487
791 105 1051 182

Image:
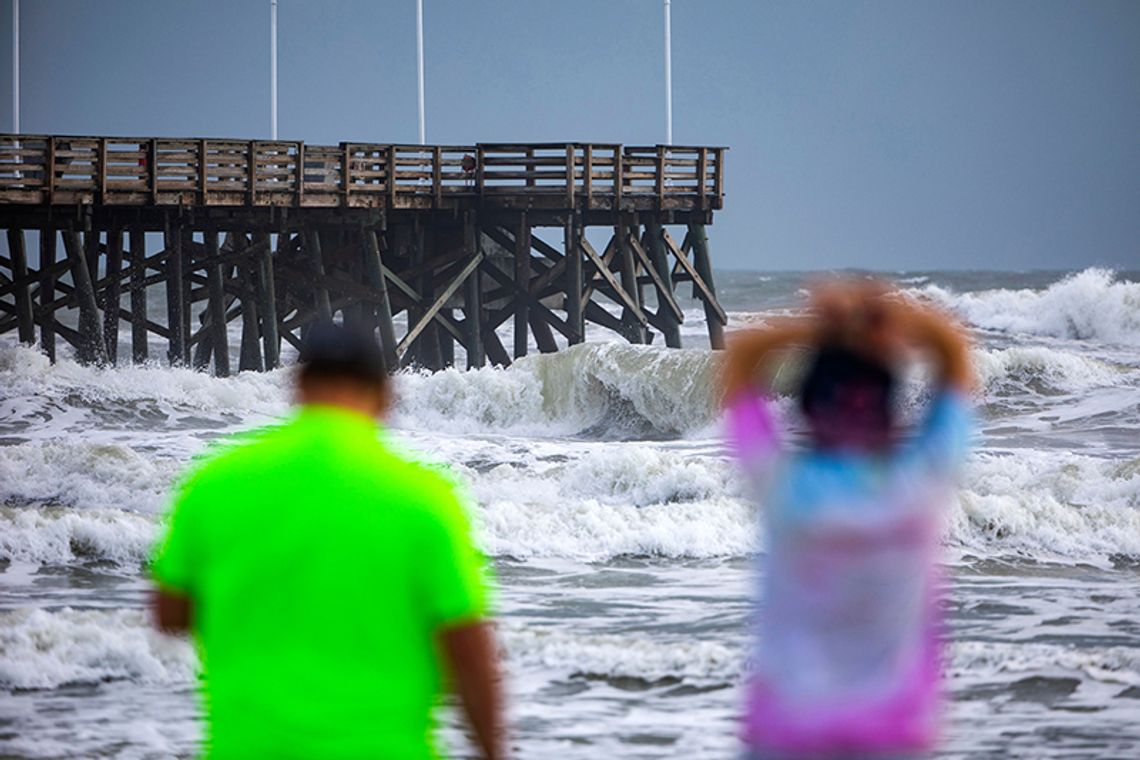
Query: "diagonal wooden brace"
396 251 484 360
579 237 647 327
662 230 727 325
626 234 684 324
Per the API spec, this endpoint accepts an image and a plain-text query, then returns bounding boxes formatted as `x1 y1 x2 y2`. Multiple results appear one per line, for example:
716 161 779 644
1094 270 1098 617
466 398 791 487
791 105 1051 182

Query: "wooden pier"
0 134 727 374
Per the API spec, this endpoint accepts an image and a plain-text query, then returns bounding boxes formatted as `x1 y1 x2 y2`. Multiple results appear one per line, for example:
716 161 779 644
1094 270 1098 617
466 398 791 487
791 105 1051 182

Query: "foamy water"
2 268 1139 759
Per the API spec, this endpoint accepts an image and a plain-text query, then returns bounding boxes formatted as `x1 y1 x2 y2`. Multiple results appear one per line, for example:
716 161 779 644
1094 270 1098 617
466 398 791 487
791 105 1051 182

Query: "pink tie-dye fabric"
727 390 970 756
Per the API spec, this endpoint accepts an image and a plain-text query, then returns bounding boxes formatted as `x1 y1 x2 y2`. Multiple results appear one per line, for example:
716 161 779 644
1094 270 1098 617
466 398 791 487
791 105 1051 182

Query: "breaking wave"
917 268 1140 345
5 446 1136 566
0 506 156 566
974 346 1128 396
0 608 197 690
949 451 1140 563
393 342 721 438
7 607 1138 696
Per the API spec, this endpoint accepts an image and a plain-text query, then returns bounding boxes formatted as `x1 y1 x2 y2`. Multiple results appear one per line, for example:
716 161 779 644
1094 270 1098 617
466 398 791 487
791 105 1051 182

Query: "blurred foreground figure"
723 282 974 759
151 322 503 760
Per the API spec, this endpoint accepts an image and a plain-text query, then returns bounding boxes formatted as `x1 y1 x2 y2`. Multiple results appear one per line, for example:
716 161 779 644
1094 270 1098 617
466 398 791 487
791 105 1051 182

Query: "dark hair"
297 321 388 387
799 345 896 426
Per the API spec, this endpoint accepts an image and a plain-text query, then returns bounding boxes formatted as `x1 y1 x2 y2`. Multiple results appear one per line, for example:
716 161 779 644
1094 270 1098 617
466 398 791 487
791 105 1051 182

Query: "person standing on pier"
722 281 975 759
151 322 504 760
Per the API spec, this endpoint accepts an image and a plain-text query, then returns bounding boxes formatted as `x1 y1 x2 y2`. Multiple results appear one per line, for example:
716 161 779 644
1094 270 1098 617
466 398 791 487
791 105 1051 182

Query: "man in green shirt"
151 322 503 760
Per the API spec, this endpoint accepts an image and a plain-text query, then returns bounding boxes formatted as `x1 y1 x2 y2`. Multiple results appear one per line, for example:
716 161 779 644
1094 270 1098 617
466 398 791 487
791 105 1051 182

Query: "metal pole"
270 0 278 140
12 0 19 134
664 0 672 145
416 0 425 145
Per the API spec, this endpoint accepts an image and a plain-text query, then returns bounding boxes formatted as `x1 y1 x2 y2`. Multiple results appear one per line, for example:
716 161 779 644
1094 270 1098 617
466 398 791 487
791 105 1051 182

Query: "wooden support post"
84 225 100 280
163 223 187 365
411 224 443 370
529 312 558 353
403 225 423 366
128 229 148 364
205 229 230 377
62 231 106 364
191 307 213 371
256 233 280 369
237 236 263 372
514 214 531 358
362 227 399 372
687 223 725 349
564 216 584 344
39 230 57 360
644 219 682 348
6 229 34 345
463 214 485 369
181 228 193 357
304 230 333 323
439 314 455 365
483 326 511 368
616 216 646 344
103 226 123 363
339 231 367 332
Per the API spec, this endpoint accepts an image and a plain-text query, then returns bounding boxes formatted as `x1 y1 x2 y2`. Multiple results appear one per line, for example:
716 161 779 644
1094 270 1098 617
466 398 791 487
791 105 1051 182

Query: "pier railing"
0 135 725 210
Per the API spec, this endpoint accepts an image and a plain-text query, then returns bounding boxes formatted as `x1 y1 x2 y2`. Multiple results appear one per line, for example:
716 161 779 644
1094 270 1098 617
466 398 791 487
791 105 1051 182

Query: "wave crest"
394 343 720 438
917 268 1140 345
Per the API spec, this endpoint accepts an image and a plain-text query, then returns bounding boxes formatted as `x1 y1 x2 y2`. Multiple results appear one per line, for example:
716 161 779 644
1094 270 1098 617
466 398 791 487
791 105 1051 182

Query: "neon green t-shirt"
151 405 490 759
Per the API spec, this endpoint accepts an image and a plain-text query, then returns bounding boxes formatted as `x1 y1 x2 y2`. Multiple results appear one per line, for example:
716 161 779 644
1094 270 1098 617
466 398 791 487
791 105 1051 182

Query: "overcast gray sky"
3 0 1137 271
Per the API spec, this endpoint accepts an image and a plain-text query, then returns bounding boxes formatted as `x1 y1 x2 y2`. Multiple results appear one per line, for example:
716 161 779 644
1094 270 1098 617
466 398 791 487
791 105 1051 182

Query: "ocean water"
2 267 1140 759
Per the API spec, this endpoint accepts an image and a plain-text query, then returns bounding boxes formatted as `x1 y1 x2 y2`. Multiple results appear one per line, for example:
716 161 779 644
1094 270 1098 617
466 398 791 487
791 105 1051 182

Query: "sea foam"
917 268 1140 345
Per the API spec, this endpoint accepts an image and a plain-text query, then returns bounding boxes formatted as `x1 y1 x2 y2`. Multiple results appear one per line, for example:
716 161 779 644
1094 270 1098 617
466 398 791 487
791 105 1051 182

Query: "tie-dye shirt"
728 389 972 756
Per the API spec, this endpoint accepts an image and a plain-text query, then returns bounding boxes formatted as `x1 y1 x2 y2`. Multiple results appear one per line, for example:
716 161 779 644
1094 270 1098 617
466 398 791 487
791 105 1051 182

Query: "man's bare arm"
439 621 504 760
152 589 192 635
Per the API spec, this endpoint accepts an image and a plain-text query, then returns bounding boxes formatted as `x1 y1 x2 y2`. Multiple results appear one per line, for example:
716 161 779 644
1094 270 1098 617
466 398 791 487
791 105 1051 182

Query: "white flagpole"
416 0 425 145
270 0 278 140
664 0 672 146
12 0 19 134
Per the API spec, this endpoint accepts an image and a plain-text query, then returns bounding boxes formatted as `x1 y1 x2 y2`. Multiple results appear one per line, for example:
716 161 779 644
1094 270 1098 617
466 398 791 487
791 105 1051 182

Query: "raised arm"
721 318 819 403
894 299 975 394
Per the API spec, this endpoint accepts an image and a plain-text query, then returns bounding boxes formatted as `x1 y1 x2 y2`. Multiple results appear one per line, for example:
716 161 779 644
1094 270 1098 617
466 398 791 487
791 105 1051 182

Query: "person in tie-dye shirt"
722 282 975 760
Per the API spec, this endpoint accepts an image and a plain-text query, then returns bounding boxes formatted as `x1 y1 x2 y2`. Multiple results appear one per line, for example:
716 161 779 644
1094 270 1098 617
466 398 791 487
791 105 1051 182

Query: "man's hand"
439 621 505 760
152 589 192 635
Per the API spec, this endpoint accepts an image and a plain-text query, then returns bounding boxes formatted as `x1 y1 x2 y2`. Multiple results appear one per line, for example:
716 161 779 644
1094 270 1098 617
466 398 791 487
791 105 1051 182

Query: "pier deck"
0 134 727 373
